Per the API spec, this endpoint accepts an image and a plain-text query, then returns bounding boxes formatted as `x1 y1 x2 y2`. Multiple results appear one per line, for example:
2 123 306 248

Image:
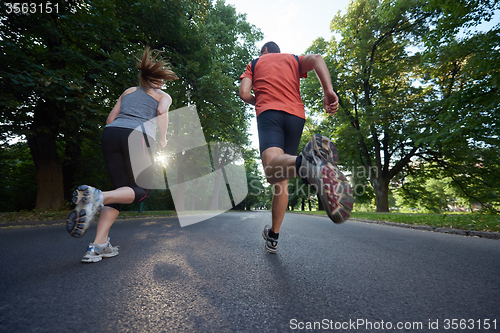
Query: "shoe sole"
321 165 354 223
102 249 119 259
72 185 93 204
81 255 103 263
307 135 354 224
81 252 118 263
66 209 89 238
67 185 102 238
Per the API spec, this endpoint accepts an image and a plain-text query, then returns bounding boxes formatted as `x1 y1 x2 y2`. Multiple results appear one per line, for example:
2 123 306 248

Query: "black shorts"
101 126 155 211
256 110 305 156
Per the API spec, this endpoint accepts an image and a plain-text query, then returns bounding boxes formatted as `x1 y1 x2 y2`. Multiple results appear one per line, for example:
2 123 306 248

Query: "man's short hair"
261 42 280 54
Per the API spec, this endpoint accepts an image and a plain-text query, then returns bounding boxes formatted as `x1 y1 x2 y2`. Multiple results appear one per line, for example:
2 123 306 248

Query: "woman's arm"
157 93 172 148
106 98 122 125
106 87 137 125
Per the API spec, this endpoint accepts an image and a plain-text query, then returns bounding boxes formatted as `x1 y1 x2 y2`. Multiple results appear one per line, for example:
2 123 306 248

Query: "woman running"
66 47 177 263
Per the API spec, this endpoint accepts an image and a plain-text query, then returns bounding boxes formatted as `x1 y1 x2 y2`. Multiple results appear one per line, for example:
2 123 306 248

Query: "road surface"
1 211 499 332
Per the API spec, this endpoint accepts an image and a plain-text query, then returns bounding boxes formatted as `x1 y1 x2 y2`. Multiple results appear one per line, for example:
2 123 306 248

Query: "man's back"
241 53 307 119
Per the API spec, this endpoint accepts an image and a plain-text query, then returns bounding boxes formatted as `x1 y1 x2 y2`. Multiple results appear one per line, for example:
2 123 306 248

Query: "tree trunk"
62 141 82 203
371 177 390 212
210 169 223 210
317 193 324 211
27 131 64 209
27 98 65 210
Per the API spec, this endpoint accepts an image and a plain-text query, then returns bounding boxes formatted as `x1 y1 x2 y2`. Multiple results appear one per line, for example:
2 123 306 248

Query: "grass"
292 211 500 233
0 209 177 224
1 209 499 234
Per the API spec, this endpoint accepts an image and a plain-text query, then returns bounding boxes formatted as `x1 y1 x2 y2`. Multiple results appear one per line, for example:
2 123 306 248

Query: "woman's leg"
92 186 135 244
93 206 120 245
93 128 152 244
93 128 135 243
102 186 135 206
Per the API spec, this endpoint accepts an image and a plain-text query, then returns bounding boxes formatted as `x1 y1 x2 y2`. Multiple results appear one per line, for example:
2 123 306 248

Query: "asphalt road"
0 211 499 333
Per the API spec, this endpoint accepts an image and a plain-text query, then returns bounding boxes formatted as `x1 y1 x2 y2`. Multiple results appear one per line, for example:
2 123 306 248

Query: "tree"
302 0 499 212
178 2 263 191
157 0 263 212
237 148 268 211
1 0 142 209
413 0 500 211
1 0 263 211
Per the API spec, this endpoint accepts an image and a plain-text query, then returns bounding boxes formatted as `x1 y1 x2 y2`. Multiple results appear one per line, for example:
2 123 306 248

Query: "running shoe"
306 133 339 166
81 238 119 263
298 134 354 224
262 225 278 254
66 185 103 238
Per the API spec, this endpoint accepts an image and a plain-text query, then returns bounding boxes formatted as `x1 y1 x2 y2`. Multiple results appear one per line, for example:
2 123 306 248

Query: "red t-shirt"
240 53 307 119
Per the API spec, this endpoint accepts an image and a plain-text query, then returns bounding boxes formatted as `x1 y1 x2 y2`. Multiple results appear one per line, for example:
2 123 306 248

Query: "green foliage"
0 0 264 211
416 16 500 210
237 147 268 210
0 143 37 211
302 0 500 213
350 212 500 232
292 210 499 232
394 165 457 213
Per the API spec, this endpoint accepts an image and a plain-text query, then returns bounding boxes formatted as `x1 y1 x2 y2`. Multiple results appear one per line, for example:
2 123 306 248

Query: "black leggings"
101 127 154 211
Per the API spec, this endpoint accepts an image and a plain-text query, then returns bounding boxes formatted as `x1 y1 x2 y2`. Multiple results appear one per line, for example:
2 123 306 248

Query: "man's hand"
324 90 339 116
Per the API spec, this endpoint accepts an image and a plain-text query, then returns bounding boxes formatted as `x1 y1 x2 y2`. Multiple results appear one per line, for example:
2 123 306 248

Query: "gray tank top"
107 87 159 139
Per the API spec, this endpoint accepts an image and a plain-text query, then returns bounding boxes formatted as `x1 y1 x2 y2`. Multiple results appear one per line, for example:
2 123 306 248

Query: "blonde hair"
136 47 178 89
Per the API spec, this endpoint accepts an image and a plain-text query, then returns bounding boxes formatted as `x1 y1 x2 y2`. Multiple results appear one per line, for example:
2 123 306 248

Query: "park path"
1 211 499 332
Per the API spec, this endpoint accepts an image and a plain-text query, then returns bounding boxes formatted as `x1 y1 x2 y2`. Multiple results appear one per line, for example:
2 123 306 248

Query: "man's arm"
300 54 338 115
239 77 256 105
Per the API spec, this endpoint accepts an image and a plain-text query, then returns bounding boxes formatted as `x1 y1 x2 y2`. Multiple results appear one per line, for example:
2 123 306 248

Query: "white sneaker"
81 238 119 263
66 185 104 238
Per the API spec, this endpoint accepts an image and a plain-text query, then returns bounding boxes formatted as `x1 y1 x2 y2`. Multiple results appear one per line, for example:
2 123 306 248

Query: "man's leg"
261 147 297 184
271 179 289 234
257 111 305 252
261 147 297 234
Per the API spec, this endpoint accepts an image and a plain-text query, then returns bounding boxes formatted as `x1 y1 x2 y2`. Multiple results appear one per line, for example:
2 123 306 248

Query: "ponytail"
136 47 178 89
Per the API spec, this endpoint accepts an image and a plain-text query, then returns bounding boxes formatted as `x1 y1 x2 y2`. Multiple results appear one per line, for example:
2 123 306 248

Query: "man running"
239 41 353 253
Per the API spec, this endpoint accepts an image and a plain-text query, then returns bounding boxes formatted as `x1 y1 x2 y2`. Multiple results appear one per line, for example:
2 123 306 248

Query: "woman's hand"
159 137 167 149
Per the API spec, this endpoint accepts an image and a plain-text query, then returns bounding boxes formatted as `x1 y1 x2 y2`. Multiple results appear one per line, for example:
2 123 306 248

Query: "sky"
224 0 353 149
224 0 499 151
225 0 352 55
